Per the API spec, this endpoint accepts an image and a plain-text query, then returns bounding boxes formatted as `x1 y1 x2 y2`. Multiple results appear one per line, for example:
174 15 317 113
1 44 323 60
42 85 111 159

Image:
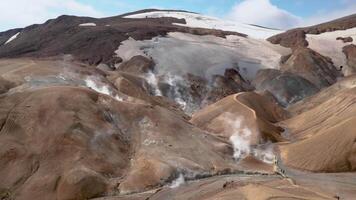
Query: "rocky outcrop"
253 69 319 106
343 44 356 74
202 69 253 107
118 55 155 74
268 29 308 49
281 47 343 89
337 36 353 43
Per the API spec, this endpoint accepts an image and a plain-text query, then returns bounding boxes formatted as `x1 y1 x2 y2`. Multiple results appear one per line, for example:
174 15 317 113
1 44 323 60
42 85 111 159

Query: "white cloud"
227 0 356 30
227 0 302 30
303 4 356 26
0 0 103 31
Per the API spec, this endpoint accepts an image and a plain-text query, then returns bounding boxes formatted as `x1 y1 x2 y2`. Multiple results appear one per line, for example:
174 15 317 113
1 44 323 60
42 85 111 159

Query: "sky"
0 0 355 31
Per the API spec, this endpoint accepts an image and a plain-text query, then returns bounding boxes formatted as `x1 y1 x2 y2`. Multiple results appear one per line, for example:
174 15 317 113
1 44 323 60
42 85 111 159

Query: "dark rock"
337 37 353 43
268 29 308 49
105 56 123 68
343 44 356 74
282 47 343 89
203 68 253 105
118 56 155 74
224 68 254 91
253 69 319 106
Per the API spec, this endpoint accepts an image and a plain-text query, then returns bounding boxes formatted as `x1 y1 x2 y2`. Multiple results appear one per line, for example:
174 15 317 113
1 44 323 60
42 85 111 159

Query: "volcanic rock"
336 36 353 43
253 69 319 106
343 44 356 74
281 47 343 89
203 68 253 108
118 55 155 74
268 29 308 49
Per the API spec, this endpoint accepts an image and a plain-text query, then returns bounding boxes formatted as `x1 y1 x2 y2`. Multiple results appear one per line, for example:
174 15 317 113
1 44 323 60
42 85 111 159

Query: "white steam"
226 116 252 161
164 73 188 110
85 76 123 101
252 146 276 164
143 71 198 114
230 129 252 160
169 174 185 188
144 71 162 96
224 113 276 163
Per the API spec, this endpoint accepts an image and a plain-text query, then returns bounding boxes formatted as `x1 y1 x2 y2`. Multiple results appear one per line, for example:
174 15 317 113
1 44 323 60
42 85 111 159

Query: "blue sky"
0 0 355 31
84 0 352 18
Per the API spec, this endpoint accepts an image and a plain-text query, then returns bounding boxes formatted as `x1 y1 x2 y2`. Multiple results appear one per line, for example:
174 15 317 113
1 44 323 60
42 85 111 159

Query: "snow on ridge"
124 11 283 39
306 27 356 75
79 23 97 27
5 32 20 44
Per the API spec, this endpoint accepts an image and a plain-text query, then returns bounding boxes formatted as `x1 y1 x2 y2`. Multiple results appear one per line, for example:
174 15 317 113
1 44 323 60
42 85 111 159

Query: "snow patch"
5 32 20 44
116 33 289 81
124 11 282 39
115 37 149 62
306 27 356 75
79 23 97 27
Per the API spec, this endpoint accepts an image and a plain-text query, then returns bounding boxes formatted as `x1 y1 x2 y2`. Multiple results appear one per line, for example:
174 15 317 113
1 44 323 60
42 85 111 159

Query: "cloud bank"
227 0 301 29
304 3 356 26
0 0 103 30
227 0 356 30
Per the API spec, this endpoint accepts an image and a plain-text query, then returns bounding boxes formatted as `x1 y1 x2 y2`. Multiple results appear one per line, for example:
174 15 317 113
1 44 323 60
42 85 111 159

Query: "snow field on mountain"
124 11 282 39
306 27 356 74
116 32 290 81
